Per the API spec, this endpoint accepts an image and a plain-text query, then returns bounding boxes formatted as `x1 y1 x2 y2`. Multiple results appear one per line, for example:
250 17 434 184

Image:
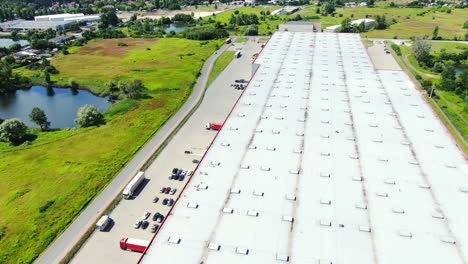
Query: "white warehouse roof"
34 13 84 21
139 32 468 264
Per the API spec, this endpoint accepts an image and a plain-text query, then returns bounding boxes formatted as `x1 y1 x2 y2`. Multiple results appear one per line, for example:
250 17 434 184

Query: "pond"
0 86 112 128
156 23 190 33
0 38 29 48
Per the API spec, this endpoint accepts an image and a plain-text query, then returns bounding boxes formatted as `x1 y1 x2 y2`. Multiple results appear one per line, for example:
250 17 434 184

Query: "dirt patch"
78 38 158 57
143 99 165 110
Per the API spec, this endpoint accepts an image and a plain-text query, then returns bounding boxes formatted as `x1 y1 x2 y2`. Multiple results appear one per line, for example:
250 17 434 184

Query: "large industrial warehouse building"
139 32 468 264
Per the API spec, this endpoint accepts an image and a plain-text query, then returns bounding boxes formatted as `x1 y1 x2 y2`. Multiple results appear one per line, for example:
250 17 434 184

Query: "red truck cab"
205 123 222 130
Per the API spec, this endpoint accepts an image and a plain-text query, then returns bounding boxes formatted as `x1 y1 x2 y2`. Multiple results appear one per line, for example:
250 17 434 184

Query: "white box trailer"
96 215 111 231
123 171 145 199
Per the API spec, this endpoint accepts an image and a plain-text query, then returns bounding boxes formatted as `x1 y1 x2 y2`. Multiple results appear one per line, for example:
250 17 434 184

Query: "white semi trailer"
123 171 145 199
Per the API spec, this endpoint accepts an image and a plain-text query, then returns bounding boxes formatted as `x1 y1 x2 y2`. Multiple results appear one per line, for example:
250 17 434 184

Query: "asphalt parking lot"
70 38 263 264
367 40 401 70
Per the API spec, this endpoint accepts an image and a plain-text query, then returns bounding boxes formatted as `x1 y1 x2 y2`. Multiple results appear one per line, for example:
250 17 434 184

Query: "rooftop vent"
320 152 331 157
229 126 238 131
286 194 297 201
237 113 245 117
320 172 331 178
260 166 271 171
418 183 430 189
321 108 330 112
296 132 304 136
321 134 330 139
355 202 367 209
460 187 468 193
253 191 264 196
168 236 181 244
255 129 263 133
187 202 199 209
197 183 208 190
293 148 303 154
223 208 234 214
320 219 332 227
349 154 359 159
392 207 405 214
272 129 281 134
320 199 332 205
376 191 388 197
260 115 268 120
276 254 290 262
221 142 230 147
445 163 456 168
236 247 249 255
247 210 259 217
282 216 294 222
210 161 220 166
208 243 221 251
409 160 419 165
352 176 363 182
378 157 389 162
240 164 250 169
289 169 300 175
431 211 444 219
359 225 371 233
441 236 456 244
230 188 241 194
398 230 413 238
248 145 257 149
384 179 396 185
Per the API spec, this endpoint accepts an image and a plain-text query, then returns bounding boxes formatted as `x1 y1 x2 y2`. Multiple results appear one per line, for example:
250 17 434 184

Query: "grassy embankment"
295 6 468 39
1 37 221 264
389 41 467 152
207 50 236 87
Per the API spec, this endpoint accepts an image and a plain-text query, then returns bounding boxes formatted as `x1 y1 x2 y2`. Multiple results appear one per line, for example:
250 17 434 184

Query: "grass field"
431 42 468 53
235 37 248 43
207 50 236 87
296 6 468 39
1 38 220 264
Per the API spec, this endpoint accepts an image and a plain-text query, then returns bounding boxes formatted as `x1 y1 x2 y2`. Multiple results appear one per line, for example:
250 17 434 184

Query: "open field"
297 6 468 39
18 38 221 95
207 50 235 87
432 42 468 53
0 38 220 264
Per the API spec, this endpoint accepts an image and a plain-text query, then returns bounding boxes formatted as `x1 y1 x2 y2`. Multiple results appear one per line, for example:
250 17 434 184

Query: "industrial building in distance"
138 31 468 264
0 13 99 31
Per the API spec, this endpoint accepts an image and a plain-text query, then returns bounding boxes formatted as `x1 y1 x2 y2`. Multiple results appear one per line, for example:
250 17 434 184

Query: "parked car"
152 212 161 221
164 187 171 194
167 198 174 206
159 187 166 193
133 220 142 229
157 214 164 223
151 224 159 233
170 188 177 195
141 220 149 229
141 211 150 220
177 169 183 176
162 198 169 205
152 196 159 203
172 168 178 174
385 50 391 54
178 175 185 181
181 170 187 177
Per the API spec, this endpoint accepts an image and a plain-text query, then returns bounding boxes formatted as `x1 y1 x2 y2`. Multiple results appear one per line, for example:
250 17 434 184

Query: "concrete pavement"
35 40 233 264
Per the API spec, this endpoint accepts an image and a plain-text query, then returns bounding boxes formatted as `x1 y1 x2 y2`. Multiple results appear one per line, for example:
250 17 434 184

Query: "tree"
29 107 50 130
375 15 388 29
321 0 335 15
440 65 456 91
432 26 439 40
456 68 468 92
340 18 353 33
412 36 432 65
0 118 27 145
122 79 145 99
244 24 258 36
75 105 105 127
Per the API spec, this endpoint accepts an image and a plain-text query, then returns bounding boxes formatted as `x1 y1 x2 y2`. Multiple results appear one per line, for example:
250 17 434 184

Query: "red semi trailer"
120 237 149 253
205 123 222 130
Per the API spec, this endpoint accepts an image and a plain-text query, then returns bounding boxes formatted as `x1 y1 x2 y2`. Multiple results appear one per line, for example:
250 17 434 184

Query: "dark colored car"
157 214 164 223
170 174 177 180
151 224 159 233
141 220 149 229
177 169 183 176
152 212 161 221
172 168 178 174
164 187 171 194
167 198 174 206
178 175 185 181
162 198 169 205
152 196 159 203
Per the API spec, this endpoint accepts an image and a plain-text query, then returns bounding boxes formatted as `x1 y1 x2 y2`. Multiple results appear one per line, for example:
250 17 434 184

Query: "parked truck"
96 215 111 231
225 37 232 44
205 123 222 130
234 51 241 58
120 237 149 253
122 171 145 199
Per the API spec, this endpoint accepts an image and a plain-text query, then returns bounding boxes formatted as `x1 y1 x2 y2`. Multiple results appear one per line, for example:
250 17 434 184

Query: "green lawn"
432 42 468 53
1 38 220 264
207 50 236 87
235 37 248 43
297 6 468 39
435 90 468 139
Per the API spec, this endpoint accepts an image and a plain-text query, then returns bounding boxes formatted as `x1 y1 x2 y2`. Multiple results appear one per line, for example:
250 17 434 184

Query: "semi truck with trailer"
205 123 222 130
122 171 145 199
120 237 149 252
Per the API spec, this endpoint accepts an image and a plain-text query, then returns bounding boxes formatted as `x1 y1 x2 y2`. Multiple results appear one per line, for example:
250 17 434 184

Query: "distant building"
0 20 75 31
325 18 375 32
271 6 300 15
279 21 321 32
48 35 75 44
35 13 85 22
